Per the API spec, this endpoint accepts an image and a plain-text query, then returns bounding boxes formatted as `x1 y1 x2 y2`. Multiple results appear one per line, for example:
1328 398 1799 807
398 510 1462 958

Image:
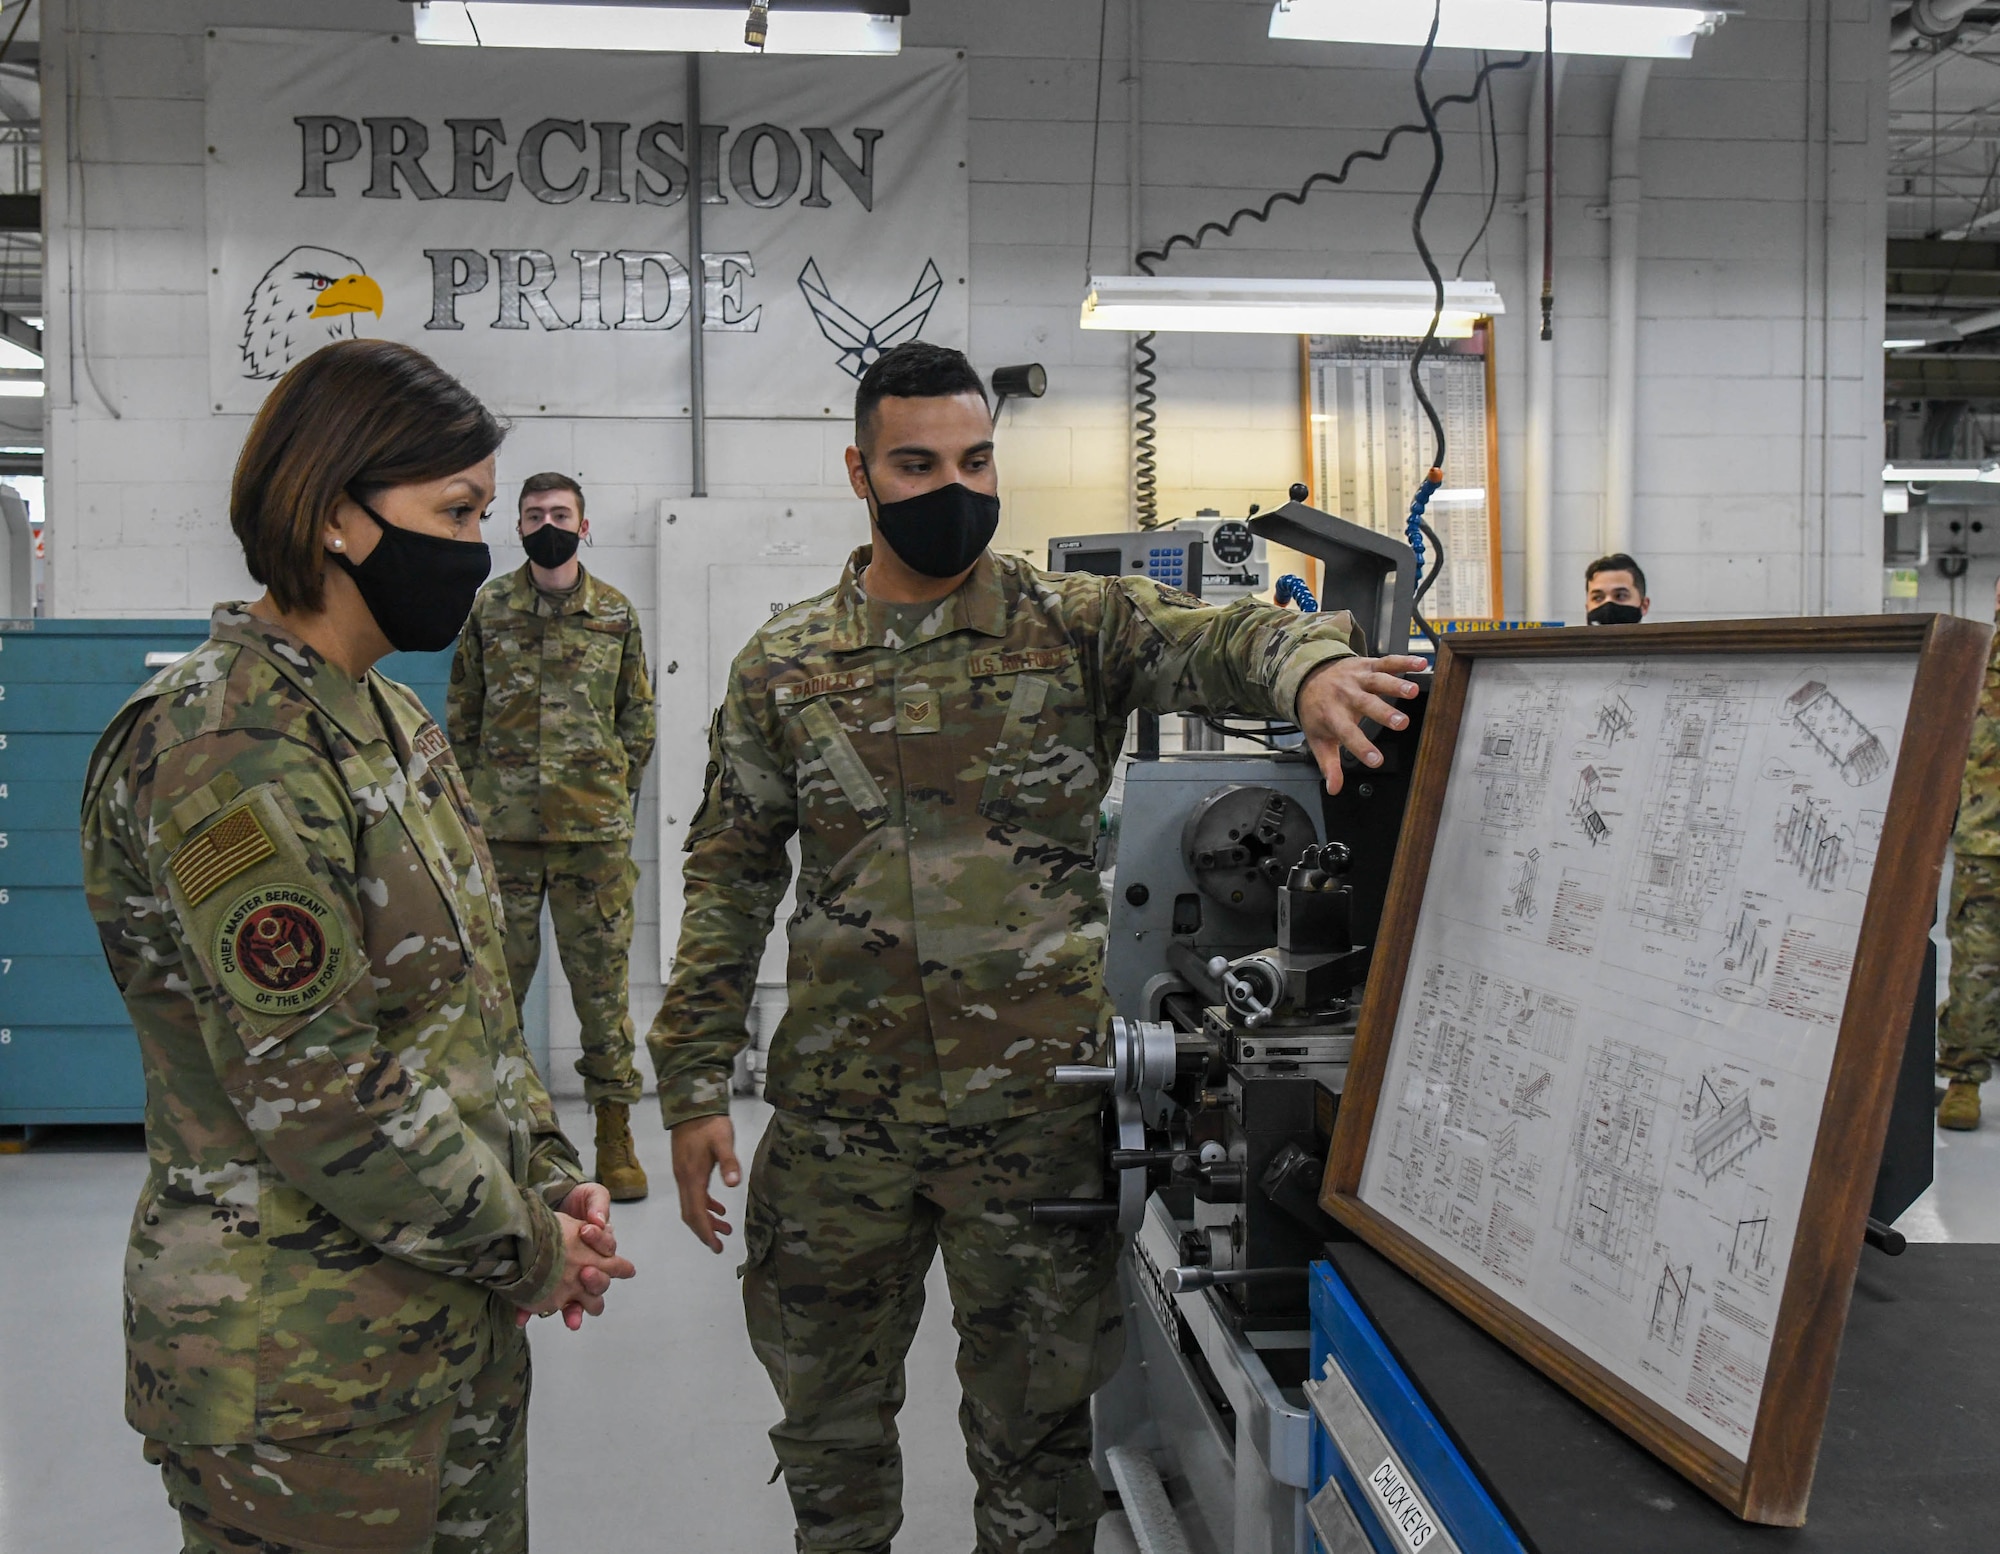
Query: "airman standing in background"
450 474 658 1197
1940 578 2000 1130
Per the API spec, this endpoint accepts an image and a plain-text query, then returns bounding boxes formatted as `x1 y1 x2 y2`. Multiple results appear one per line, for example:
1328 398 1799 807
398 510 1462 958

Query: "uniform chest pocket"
356 806 474 1031
795 699 890 831
977 672 1101 844
570 623 624 688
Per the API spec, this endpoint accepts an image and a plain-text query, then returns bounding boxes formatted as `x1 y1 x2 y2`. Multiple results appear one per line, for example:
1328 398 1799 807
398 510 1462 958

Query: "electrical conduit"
1523 57 1564 620
1604 58 1651 559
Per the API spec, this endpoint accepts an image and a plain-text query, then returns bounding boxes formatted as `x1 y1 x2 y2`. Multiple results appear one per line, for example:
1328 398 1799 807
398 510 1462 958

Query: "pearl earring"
331 539 345 551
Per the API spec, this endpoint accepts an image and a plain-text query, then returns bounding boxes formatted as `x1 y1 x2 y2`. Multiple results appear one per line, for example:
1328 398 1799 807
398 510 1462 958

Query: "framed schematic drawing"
1299 325 1502 620
1320 615 1990 1526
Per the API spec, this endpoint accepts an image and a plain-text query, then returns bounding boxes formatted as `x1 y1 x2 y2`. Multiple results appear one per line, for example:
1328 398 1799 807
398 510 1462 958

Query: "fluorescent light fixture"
413 2 903 54
1269 1 1728 58
1884 461 1997 483
1429 488 1489 504
1884 338 1929 351
1080 276 1505 337
0 381 43 397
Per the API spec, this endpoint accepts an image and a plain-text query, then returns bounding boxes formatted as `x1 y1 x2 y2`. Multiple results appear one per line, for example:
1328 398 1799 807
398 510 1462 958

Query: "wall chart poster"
1302 328 1501 621
1321 617 1989 1525
205 29 968 418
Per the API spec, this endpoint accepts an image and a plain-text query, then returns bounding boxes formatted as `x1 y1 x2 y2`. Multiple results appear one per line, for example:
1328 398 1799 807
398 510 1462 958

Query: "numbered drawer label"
1 954 131 1025
0 734 99 784
0 828 85 888
0 885 109 953
0 779 84 829
0 1024 147 1119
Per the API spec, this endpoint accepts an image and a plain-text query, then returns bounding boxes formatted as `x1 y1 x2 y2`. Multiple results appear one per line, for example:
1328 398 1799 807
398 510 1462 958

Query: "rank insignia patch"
897 691 941 735
172 806 277 906
214 884 348 1016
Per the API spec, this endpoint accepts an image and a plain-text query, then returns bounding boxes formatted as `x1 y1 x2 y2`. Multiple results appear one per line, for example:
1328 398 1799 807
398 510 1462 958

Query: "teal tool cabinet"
0 618 453 1126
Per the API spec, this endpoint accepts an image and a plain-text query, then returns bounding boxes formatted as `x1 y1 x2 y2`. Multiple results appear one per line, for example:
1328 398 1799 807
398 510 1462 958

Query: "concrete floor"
2 1087 1993 1553
0 1099 1145 1553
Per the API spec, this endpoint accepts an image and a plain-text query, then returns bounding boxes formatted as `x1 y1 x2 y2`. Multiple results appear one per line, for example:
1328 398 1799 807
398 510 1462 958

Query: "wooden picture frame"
1298 320 1504 619
1320 616 1990 1526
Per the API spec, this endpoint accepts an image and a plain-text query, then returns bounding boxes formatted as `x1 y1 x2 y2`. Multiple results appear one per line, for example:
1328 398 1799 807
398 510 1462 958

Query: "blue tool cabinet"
0 618 452 1126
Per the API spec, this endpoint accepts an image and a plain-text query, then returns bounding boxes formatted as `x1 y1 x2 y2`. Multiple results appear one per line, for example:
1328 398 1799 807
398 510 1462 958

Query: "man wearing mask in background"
1584 552 1651 624
450 474 657 1199
651 341 1428 1553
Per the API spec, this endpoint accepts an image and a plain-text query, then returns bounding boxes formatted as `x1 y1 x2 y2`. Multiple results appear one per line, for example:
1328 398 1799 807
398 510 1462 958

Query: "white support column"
1604 59 1652 559
1523 58 1566 621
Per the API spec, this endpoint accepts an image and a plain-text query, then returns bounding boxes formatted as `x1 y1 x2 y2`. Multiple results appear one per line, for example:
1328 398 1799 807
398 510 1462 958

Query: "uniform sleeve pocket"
166 783 370 1058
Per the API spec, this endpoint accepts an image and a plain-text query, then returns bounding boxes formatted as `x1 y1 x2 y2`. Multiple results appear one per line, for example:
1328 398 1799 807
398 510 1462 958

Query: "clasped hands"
513 1181 639 1331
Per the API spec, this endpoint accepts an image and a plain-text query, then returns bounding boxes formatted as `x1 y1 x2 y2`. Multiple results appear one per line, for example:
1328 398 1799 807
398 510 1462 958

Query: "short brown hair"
1585 552 1647 596
230 339 505 612
519 471 584 516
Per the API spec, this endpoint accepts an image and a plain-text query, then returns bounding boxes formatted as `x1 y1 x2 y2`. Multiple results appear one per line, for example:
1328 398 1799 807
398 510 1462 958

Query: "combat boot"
1939 1079 1983 1132
593 1101 650 1200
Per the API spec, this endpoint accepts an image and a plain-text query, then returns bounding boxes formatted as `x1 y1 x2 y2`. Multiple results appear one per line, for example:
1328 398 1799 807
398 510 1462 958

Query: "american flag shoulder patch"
171 805 278 907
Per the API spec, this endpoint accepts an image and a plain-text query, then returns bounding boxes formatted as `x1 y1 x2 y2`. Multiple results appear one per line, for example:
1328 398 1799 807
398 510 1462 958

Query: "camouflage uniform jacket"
650 546 1358 1130
448 563 656 843
1957 628 2000 856
81 605 584 1446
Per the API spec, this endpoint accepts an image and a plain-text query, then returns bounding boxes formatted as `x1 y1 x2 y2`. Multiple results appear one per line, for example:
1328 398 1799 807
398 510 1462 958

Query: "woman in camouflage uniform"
80 340 635 1553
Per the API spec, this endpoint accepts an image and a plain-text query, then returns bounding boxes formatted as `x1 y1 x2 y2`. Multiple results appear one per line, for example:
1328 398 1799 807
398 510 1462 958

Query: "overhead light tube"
1269 1 1729 59
413 2 904 54
1080 276 1504 337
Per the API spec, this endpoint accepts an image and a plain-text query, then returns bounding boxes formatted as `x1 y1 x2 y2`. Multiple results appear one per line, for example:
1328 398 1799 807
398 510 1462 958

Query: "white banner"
204 29 968 418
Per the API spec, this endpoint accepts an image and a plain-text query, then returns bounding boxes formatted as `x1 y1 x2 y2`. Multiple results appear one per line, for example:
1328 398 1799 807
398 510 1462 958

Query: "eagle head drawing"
240 246 385 380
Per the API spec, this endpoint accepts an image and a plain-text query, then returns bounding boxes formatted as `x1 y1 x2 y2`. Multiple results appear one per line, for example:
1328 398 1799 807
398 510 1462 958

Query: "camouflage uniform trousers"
148 1325 530 1554
741 1099 1124 1554
490 840 643 1105
1941 851 2000 1083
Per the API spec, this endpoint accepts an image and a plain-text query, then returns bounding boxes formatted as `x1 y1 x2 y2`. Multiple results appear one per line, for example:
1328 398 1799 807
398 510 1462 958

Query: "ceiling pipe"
1604 58 1652 560
1893 0 1986 48
1524 56 1565 621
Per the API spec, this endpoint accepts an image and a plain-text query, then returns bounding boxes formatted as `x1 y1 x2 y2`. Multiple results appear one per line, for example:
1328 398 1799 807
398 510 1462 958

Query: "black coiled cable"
1134 331 1161 526
1127 50 1531 531
1407 0 1450 647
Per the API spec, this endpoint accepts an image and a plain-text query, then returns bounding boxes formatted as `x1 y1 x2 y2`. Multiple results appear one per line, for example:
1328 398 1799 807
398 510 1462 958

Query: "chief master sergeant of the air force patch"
213 884 347 1018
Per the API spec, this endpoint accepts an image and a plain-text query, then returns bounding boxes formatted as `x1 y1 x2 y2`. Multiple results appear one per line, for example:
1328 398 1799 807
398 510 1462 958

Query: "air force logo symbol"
798 257 944 380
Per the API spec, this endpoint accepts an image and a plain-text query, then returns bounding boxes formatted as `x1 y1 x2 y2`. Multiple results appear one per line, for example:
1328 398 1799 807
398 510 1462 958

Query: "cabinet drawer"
0 779 80 829
0 827 82 887
0 734 100 784
0 681 139 733
0 1023 146 1122
0 885 105 952
2 954 130 1024
0 625 208 682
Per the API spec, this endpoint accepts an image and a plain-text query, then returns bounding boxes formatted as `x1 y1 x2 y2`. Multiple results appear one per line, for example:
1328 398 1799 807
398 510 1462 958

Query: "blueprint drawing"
1360 654 1916 1457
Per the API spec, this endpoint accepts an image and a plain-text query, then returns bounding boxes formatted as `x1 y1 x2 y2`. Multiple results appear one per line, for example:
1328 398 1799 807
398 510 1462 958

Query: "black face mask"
1587 602 1645 627
864 465 1000 580
522 522 581 569
335 499 492 654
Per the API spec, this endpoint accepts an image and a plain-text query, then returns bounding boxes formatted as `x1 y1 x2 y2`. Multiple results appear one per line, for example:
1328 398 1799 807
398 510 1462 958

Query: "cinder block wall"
40 0 1890 1093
